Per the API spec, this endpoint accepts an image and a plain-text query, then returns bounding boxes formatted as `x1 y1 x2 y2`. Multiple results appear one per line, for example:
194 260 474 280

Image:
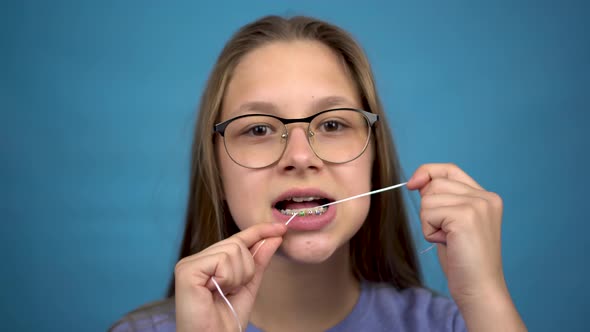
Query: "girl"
111 15 526 332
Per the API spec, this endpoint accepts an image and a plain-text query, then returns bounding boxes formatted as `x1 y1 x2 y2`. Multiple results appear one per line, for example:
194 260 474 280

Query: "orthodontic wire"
212 182 438 331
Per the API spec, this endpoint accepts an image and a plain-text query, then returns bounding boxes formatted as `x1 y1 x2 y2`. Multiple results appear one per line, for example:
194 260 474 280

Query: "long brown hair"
167 15 422 297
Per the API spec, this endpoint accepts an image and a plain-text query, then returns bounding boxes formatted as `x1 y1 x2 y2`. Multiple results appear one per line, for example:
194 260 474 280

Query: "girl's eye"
321 120 344 132
247 124 272 136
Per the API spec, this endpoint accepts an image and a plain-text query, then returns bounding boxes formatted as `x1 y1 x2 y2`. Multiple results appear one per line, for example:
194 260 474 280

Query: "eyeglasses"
213 108 379 169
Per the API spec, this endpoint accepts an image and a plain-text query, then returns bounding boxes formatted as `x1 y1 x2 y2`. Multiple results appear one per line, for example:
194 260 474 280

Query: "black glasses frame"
213 108 379 168
213 108 378 136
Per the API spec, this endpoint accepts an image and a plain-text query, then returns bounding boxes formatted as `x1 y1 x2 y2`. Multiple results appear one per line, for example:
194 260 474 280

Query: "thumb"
251 236 282 271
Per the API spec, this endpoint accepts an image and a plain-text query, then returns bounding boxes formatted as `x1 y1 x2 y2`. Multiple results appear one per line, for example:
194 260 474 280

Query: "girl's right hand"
174 222 287 332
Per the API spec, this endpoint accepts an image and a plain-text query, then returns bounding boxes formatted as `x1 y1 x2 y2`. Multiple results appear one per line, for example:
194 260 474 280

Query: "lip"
272 188 335 206
272 188 336 231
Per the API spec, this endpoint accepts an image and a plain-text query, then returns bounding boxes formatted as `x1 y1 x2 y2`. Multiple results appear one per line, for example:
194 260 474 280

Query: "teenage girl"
111 15 526 332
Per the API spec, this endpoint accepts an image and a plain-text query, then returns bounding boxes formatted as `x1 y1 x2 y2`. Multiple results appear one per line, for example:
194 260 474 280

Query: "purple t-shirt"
109 282 466 331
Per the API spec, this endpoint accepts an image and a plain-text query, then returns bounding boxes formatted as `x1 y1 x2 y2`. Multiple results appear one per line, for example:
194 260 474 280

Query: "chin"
275 234 343 264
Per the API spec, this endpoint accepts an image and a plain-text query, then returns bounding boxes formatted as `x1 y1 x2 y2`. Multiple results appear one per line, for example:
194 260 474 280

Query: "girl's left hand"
407 163 507 308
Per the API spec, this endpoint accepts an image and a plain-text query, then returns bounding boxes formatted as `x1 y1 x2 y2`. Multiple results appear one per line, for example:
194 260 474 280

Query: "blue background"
1 1 588 331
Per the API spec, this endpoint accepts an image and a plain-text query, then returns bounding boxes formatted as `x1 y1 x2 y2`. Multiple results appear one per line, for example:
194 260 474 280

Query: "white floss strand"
211 276 243 332
251 240 265 258
420 243 436 254
284 213 297 226
319 182 407 208
252 214 296 258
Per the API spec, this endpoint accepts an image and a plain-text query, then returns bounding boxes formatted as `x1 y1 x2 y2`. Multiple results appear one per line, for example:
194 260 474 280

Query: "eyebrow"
230 95 357 117
314 95 357 110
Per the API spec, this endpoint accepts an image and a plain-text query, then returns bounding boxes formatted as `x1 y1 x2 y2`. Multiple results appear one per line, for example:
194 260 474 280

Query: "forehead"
221 40 361 119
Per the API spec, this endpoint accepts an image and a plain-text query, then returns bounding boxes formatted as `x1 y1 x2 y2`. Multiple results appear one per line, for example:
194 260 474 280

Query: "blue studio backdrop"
1 1 588 331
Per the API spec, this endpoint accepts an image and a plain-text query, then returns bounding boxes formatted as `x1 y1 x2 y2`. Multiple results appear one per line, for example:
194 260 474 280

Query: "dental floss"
210 276 243 332
284 212 298 226
213 182 440 332
319 182 407 208
420 244 436 254
252 214 297 258
251 240 265 258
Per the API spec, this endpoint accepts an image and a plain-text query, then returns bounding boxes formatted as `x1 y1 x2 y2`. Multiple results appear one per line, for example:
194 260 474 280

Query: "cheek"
352 145 374 219
338 147 373 220
218 149 269 230
217 141 247 196
217 144 245 222
221 170 253 229
357 143 374 191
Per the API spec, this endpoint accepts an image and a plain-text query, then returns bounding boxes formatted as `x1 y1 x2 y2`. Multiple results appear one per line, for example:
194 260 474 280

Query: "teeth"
280 206 327 216
290 196 321 203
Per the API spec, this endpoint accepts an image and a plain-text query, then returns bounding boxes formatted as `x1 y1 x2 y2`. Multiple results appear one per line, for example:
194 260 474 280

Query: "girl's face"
217 41 373 263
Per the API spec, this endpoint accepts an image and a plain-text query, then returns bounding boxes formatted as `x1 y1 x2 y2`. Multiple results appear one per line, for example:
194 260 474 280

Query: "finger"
232 222 287 249
420 206 448 244
201 243 254 292
180 240 252 276
176 223 285 291
251 237 283 269
420 205 471 243
407 163 483 191
184 223 286 263
175 241 254 293
175 251 241 292
419 178 486 198
421 189 503 217
421 193 471 210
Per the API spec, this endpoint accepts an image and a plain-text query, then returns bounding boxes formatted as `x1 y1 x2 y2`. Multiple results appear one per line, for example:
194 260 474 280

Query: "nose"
276 125 323 172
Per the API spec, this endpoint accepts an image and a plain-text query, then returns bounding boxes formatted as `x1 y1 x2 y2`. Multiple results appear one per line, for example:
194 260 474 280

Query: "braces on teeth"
280 206 328 216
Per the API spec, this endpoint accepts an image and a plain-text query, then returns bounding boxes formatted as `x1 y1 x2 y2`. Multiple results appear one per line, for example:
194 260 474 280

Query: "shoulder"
344 282 466 332
108 298 176 332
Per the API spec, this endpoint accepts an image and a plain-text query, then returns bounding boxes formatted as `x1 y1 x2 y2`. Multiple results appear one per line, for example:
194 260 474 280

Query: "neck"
250 244 360 332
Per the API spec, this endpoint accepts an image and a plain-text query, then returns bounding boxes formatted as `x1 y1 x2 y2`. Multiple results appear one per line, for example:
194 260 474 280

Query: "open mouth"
274 196 332 217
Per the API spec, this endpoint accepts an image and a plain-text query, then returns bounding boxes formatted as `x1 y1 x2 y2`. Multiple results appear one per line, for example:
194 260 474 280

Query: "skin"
174 41 526 331
219 40 373 265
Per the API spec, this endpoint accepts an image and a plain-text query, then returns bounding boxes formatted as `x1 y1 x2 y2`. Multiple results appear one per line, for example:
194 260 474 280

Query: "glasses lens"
309 110 371 163
220 110 372 168
223 115 286 168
